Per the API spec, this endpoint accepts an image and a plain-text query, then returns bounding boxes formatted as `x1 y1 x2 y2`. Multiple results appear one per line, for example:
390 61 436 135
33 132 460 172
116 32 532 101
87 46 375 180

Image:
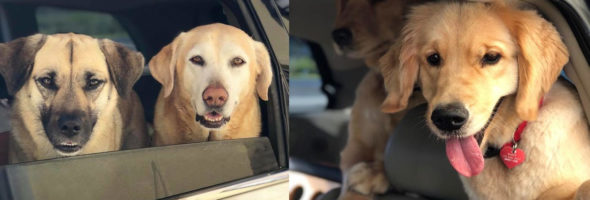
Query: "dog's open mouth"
195 111 230 129
55 141 82 154
445 98 503 177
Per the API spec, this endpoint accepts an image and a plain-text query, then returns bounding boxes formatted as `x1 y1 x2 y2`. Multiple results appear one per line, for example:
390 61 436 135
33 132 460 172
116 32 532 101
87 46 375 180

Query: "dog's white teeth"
60 142 78 147
204 114 223 122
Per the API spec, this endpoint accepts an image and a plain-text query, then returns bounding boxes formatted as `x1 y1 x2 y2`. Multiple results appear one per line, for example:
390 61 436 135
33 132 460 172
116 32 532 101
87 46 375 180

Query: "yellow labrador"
0 33 147 163
150 23 272 146
381 1 590 199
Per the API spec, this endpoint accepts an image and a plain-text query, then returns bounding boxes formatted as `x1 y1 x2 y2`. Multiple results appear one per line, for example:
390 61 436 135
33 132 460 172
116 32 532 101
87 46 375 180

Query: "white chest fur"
461 83 590 199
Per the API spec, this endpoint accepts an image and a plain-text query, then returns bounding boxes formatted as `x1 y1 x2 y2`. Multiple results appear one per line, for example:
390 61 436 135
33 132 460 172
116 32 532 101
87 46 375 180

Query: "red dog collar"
484 99 544 169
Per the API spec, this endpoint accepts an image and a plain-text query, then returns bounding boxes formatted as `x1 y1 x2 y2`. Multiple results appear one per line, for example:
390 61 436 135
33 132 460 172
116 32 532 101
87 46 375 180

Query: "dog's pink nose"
202 84 228 107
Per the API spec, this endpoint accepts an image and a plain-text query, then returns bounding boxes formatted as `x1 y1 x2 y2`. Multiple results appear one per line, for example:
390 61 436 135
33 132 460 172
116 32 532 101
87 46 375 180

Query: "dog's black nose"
332 28 353 46
431 103 469 132
58 114 82 137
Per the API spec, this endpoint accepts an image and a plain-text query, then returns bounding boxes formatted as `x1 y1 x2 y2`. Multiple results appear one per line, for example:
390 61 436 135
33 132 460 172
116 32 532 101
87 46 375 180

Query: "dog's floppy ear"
253 40 273 101
99 39 145 98
380 39 418 113
380 4 433 113
506 9 569 121
149 33 185 98
0 34 46 95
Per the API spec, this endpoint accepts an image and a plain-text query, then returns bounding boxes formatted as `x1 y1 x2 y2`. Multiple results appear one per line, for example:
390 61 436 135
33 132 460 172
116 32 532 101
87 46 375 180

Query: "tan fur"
150 23 272 146
340 71 394 197
339 70 425 198
380 2 590 199
1 33 147 163
334 0 429 67
334 0 430 198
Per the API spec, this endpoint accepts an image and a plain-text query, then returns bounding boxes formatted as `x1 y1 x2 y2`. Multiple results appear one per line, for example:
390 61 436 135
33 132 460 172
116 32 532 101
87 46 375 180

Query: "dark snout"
43 108 93 153
431 103 469 133
57 111 87 138
332 27 353 47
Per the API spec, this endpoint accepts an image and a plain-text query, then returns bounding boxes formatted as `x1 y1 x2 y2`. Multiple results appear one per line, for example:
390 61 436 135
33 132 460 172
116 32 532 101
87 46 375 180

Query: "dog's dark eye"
40 78 52 86
231 57 245 67
37 77 57 90
482 53 501 65
190 55 205 66
85 79 104 91
427 53 442 66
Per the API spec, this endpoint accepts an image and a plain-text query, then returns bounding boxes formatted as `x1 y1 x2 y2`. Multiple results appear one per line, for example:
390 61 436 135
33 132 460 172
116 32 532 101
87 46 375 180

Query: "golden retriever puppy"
380 1 590 199
332 0 428 199
0 33 148 163
150 23 272 146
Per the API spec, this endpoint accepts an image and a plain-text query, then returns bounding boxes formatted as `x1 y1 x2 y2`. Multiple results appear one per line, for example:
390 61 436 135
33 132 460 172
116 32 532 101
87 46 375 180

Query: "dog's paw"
345 162 389 196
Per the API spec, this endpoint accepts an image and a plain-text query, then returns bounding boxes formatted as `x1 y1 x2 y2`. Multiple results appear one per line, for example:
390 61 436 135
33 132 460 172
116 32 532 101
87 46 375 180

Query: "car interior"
0 0 289 199
289 0 590 199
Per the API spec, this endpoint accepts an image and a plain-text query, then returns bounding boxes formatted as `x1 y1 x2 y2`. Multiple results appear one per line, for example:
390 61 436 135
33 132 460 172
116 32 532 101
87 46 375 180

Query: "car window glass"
290 37 327 113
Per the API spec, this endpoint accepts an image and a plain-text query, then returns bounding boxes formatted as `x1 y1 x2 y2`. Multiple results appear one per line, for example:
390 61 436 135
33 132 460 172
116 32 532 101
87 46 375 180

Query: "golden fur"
0 33 147 163
150 23 272 146
333 0 429 199
380 1 590 199
334 0 429 67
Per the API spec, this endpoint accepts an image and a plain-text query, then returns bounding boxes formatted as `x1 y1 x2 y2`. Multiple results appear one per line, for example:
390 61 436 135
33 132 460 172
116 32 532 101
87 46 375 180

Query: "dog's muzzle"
197 84 232 129
195 111 230 129
44 109 92 154
332 27 353 48
431 102 469 133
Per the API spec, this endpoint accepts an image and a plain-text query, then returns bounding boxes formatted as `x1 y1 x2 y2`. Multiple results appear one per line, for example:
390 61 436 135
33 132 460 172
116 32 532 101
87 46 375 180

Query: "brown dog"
332 0 428 199
381 1 590 199
0 33 148 163
150 23 272 146
333 0 429 67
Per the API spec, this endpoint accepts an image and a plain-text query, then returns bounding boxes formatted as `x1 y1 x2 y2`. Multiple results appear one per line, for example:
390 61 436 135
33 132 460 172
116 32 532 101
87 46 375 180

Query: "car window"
290 37 328 114
36 6 136 49
0 1 287 198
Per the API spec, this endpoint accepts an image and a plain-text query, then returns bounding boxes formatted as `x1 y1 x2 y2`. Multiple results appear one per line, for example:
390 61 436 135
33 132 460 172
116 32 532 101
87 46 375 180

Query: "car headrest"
384 104 468 199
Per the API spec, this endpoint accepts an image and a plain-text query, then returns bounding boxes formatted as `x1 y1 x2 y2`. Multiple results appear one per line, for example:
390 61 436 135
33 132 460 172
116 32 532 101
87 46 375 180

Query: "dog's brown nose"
202 84 228 107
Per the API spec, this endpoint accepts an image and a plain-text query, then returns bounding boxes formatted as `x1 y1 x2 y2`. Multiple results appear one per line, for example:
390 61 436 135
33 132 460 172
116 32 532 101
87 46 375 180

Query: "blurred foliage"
36 7 130 39
291 57 319 79
290 37 320 79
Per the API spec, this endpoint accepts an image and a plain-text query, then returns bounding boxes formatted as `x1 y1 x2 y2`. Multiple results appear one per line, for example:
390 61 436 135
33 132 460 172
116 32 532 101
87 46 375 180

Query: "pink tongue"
445 136 484 177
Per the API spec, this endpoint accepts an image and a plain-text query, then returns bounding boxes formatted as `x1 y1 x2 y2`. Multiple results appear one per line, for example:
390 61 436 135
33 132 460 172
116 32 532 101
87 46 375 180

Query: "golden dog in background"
0 33 147 163
332 0 428 199
380 1 590 199
150 23 272 146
